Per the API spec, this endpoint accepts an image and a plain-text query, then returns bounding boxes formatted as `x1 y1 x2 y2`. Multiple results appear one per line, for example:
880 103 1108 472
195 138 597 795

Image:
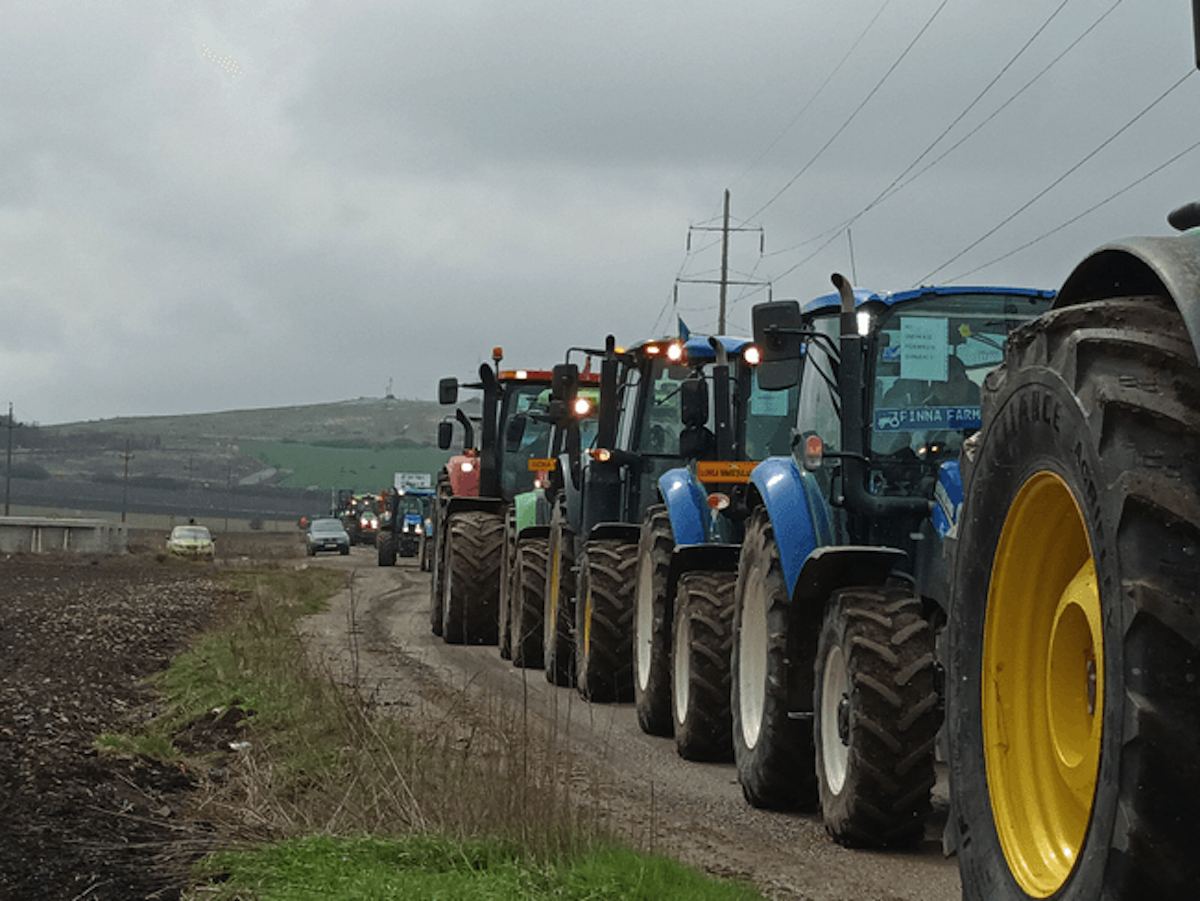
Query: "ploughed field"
0 532 298 901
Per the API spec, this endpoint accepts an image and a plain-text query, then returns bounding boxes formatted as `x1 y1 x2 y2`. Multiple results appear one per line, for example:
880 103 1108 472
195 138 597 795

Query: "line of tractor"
401 196 1200 898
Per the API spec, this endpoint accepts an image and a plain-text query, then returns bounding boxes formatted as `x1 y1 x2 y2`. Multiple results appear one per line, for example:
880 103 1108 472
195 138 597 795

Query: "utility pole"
120 440 134 524
677 191 768 334
4 402 15 517
847 227 858 285
719 189 731 333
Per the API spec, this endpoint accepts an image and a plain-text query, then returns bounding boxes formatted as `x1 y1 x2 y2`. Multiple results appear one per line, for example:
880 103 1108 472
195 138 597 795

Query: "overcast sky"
3 0 1196 425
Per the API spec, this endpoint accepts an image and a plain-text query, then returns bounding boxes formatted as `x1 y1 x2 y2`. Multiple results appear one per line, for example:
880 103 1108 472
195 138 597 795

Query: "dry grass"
173 567 612 865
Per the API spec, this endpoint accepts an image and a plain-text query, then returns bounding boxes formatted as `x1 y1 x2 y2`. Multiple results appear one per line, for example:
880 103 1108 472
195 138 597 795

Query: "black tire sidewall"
732 508 815 810
634 505 674 736
949 365 1122 901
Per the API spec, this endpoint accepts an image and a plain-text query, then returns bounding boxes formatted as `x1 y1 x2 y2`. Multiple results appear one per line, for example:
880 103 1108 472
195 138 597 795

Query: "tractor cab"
752 280 1055 600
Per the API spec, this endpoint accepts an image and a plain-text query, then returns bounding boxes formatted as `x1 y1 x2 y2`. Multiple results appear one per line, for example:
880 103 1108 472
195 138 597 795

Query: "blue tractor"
631 337 800 762
735 277 1053 847
377 487 434 566
543 334 737 700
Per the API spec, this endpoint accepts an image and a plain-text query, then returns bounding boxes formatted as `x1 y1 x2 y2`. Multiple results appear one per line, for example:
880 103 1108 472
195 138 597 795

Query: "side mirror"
752 300 803 391
680 377 708 428
551 363 579 403
437 420 454 450
505 414 526 450
679 426 714 460
438 377 459 405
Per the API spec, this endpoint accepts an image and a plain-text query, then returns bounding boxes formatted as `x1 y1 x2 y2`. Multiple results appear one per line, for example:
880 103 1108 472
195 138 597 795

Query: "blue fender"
750 457 836 597
658 467 707 546
932 460 963 539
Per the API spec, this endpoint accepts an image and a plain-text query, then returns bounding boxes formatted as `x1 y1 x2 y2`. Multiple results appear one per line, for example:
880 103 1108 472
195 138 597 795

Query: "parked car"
167 524 215 559
306 518 351 556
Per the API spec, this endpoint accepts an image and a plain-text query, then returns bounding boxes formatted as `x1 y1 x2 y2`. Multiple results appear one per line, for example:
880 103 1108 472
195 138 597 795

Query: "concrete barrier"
0 516 128 554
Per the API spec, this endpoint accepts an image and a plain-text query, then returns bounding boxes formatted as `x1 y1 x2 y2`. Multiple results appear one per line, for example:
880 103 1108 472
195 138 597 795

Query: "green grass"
196 834 764 900
97 566 347 762
99 565 766 901
241 439 450 492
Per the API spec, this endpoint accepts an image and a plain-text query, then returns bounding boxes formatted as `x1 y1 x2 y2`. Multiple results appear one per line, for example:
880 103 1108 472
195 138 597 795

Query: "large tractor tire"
575 539 637 703
377 530 398 567
814 587 939 848
430 468 452 637
672 570 736 762
634 504 675 736
511 536 549 669
440 509 504 645
948 296 1200 900
732 507 817 810
543 512 575 687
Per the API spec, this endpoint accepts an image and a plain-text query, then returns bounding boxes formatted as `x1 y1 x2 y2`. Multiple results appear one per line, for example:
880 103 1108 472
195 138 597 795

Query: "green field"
242 439 451 493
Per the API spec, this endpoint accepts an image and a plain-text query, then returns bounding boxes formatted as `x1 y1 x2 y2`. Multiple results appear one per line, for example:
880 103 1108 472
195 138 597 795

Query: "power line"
946 133 1200 282
917 67 1198 284
839 0 1078 230
761 0 1119 269
728 0 895 190
746 0 951 223
875 0 1124 214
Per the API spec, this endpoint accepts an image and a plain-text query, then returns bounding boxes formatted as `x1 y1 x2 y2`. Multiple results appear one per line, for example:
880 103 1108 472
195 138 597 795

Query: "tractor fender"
658 467 708 546
587 522 641 545
749 457 836 597
791 546 908 608
1056 232 1200 357
446 455 481 497
513 490 551 536
445 496 506 518
517 524 550 542
667 543 739 611
782 544 910 717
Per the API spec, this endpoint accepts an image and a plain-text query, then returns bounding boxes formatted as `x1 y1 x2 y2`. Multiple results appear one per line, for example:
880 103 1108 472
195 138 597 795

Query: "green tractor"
500 357 604 669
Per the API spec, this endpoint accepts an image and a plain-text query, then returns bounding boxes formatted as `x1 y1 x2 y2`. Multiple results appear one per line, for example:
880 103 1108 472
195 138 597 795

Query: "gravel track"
301 552 963 901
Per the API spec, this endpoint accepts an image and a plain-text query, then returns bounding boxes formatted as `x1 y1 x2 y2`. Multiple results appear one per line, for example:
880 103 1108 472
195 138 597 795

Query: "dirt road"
300 548 963 901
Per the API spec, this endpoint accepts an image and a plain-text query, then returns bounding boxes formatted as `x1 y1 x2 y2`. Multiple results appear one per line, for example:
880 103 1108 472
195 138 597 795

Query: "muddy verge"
0 533 298 901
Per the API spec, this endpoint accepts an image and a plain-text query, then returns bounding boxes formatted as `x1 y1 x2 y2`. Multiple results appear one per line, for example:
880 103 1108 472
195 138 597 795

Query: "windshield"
741 366 800 459
869 292 1052 458
499 382 555 497
311 519 344 534
398 494 429 517
172 526 210 541
631 358 692 455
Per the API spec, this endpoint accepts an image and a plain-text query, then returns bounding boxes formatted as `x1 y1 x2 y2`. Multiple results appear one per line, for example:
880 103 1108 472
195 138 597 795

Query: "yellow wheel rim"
983 471 1103 897
548 552 560 634
582 585 592 658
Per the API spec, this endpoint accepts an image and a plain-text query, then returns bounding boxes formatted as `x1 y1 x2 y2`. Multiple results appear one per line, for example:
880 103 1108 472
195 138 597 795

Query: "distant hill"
5 397 470 499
